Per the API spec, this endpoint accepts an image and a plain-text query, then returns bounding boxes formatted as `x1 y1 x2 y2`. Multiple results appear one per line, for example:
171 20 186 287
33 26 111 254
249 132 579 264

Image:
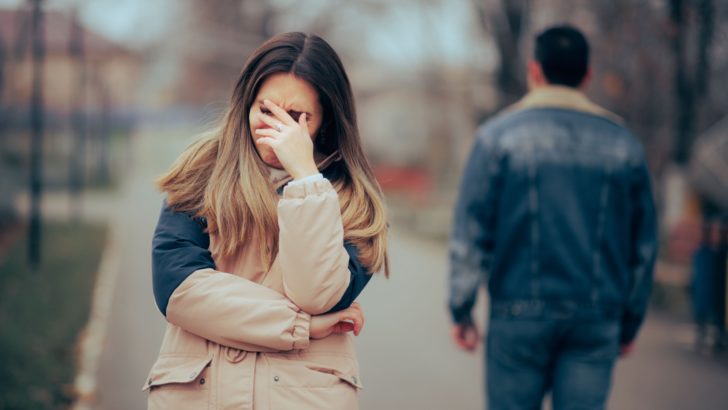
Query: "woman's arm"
151 201 214 317
152 201 371 350
326 241 372 313
255 100 375 315
168 268 365 351
167 268 311 352
152 202 309 352
276 178 370 314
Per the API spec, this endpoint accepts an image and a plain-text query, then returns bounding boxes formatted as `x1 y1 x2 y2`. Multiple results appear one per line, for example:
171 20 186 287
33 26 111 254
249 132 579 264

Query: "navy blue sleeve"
152 201 215 317
325 243 373 314
151 201 372 317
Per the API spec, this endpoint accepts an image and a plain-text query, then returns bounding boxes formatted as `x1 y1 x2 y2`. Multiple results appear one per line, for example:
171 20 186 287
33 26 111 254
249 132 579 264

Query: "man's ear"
579 67 593 90
527 60 546 88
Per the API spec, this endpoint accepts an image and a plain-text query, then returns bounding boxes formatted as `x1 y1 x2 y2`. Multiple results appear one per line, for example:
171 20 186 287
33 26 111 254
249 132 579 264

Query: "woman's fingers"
347 302 361 315
333 322 355 334
351 304 364 335
337 305 364 336
349 303 364 335
310 303 366 339
254 128 279 138
354 314 364 336
298 113 309 135
258 112 286 131
263 99 296 126
259 110 307 133
349 302 364 336
254 137 277 148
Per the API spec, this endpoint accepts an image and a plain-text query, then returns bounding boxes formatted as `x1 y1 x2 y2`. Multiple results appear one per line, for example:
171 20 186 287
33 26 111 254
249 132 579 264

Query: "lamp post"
28 0 45 267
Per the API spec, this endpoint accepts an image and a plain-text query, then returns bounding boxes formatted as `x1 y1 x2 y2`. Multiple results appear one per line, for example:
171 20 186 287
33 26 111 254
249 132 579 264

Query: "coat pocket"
266 356 362 410
143 355 213 410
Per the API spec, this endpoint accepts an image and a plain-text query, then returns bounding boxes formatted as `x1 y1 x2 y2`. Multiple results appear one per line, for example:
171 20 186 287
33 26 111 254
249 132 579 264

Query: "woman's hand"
254 99 318 179
310 302 365 340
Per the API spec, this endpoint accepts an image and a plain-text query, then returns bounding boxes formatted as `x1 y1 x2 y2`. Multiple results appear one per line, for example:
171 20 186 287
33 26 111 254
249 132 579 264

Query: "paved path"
358 230 728 410
94 127 199 410
355 228 484 410
91 128 728 410
610 314 728 410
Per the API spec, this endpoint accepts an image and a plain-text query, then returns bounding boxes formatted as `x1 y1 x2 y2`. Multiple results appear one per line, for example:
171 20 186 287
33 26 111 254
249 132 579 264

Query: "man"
448 26 657 409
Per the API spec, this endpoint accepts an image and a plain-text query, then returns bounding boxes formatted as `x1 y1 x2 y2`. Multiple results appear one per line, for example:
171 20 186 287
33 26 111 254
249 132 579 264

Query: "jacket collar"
507 85 623 124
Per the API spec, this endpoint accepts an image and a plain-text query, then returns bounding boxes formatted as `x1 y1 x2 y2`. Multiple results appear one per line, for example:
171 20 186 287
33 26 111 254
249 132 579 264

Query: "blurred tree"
667 0 715 165
173 0 278 104
473 0 530 111
28 0 45 266
0 34 5 118
68 9 86 220
0 25 11 230
94 77 111 183
512 0 724 174
0 8 32 231
587 0 672 167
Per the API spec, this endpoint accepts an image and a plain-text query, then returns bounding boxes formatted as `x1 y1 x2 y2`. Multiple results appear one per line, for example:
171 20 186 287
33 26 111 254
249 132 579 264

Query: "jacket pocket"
266 356 362 410
143 355 213 410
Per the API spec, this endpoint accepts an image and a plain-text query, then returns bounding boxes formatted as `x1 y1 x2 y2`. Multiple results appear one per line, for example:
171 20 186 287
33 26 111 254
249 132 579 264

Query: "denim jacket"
449 86 657 344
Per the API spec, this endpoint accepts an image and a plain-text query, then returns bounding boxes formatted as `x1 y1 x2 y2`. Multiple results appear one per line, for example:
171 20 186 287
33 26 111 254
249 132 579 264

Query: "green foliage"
0 222 107 409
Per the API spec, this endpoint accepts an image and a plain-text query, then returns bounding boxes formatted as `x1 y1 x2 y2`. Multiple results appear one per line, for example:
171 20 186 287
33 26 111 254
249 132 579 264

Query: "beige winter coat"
143 176 363 410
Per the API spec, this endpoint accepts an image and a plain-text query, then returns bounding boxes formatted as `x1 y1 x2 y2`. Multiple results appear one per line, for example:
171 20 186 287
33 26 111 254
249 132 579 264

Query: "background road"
93 129 728 410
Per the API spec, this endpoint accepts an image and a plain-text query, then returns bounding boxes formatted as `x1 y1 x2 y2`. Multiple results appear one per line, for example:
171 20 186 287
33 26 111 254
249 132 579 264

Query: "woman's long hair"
157 32 389 275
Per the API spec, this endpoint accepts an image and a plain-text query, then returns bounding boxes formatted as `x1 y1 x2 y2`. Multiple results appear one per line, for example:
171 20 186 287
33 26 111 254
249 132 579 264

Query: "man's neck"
512 84 623 124
528 82 581 92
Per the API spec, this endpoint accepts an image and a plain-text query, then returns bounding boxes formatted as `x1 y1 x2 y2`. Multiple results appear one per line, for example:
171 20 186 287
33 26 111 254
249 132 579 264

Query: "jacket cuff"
282 178 334 199
619 314 643 345
291 310 311 350
450 303 475 326
287 173 324 186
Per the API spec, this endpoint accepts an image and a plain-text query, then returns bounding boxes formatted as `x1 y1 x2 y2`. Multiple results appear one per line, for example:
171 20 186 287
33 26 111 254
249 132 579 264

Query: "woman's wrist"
290 161 319 180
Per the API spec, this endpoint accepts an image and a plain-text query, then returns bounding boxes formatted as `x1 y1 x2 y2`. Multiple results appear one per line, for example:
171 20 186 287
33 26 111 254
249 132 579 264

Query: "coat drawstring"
225 347 247 363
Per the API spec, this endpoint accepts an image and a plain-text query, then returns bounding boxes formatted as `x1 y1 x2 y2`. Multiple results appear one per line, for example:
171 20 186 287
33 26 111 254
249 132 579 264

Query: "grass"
0 221 107 410
1 129 130 193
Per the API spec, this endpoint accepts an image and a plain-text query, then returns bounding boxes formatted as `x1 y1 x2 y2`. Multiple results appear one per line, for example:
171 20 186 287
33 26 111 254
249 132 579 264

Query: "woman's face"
249 73 324 169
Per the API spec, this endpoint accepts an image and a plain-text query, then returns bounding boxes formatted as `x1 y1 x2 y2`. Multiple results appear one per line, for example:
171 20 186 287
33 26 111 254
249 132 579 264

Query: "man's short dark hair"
534 26 589 88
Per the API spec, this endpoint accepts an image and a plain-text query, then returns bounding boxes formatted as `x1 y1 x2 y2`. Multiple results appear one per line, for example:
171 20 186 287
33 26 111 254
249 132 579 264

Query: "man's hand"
619 342 635 357
451 322 480 352
310 302 364 340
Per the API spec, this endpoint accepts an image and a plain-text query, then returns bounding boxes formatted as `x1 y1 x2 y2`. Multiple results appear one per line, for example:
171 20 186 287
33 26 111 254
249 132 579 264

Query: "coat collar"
507 85 623 125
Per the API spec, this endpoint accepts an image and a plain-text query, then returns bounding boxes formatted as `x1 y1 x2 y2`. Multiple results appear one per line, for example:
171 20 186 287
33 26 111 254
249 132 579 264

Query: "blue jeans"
486 318 620 410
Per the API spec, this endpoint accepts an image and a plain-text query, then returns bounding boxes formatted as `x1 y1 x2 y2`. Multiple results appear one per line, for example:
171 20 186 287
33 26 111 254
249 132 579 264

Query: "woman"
144 32 388 409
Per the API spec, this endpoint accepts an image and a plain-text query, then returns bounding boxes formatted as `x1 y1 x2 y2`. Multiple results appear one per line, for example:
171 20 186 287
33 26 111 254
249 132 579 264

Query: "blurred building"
351 64 486 202
0 6 143 219
0 8 142 122
158 1 272 106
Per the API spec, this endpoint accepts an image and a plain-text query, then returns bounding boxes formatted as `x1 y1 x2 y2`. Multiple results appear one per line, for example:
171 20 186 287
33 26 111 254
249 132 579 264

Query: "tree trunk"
28 0 45 266
668 0 714 165
474 0 530 112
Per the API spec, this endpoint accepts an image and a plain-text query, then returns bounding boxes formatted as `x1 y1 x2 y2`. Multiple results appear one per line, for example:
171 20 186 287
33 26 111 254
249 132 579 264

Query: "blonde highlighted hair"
157 32 388 275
